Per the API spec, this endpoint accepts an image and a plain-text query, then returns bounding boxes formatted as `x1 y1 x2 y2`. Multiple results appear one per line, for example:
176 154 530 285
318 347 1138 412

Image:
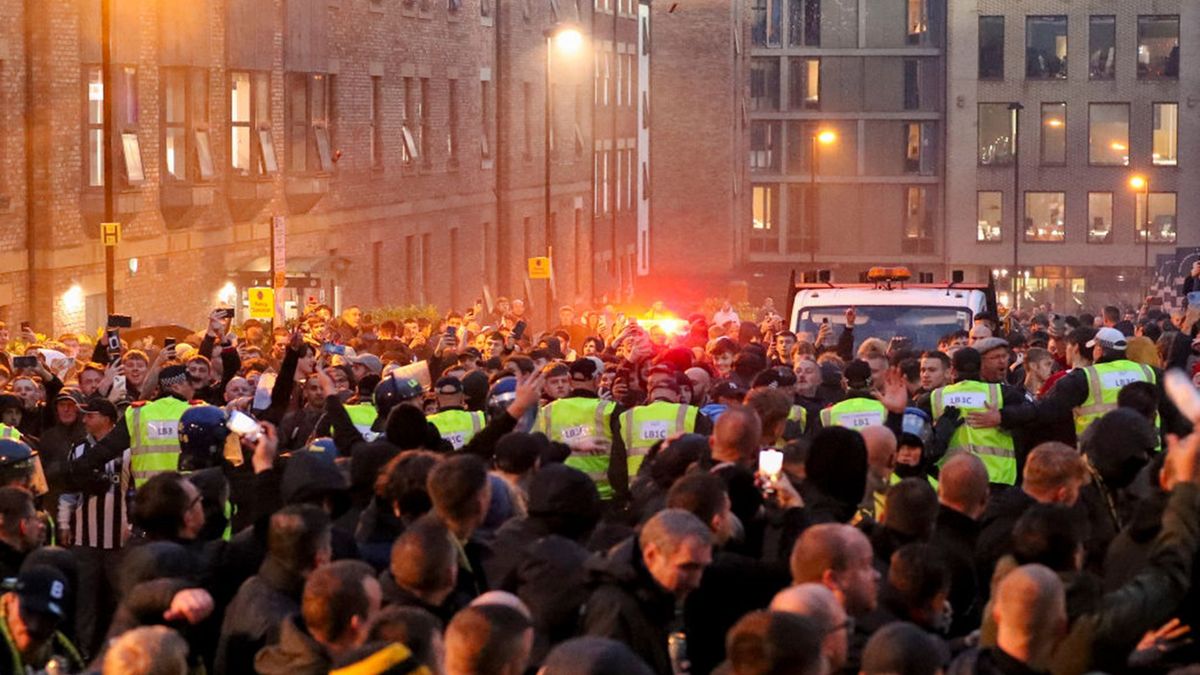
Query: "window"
751 0 781 48
788 0 820 47
370 76 382 168
978 103 1015 166
904 122 935 175
522 81 533 160
602 51 611 107
574 85 585 158
602 151 609 213
419 78 430 165
402 77 416 164
481 0 491 21
1089 16 1115 80
1088 103 1128 166
615 149 623 210
750 184 779 253
902 186 933 251
447 80 459 164
86 67 104 187
481 78 492 159
750 121 780 173
1138 16 1179 80
1087 192 1112 243
230 71 274 175
903 59 919 110
977 191 1002 242
788 57 819 110
285 73 332 173
162 68 213 182
1040 103 1066 165
1026 16 1067 79
750 58 780 111
978 16 1004 79
116 66 143 185
1136 192 1177 243
906 0 927 45
1153 103 1178 166
1024 192 1065 242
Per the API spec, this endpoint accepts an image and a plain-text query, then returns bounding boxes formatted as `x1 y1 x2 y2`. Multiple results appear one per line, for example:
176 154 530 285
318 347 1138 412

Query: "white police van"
787 267 995 351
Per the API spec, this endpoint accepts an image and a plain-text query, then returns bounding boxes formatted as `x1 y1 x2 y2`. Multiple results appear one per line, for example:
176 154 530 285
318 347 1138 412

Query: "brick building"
0 0 647 334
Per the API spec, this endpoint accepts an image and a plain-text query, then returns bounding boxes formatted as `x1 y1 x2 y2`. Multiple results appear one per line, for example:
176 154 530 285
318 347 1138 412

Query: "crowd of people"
0 295 1196 674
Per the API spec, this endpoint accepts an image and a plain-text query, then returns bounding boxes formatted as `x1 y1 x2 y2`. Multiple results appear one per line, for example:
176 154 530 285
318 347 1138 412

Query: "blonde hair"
102 626 188 675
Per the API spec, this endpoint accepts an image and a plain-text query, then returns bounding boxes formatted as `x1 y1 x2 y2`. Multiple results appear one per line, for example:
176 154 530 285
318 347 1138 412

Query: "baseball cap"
12 565 69 621
78 397 119 422
710 380 744 402
972 337 1009 355
435 376 463 395
1086 327 1127 351
55 387 85 406
350 353 383 376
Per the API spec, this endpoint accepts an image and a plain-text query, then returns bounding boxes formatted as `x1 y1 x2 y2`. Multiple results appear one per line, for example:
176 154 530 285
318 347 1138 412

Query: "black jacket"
948 647 1047 675
581 536 680 675
684 550 790 675
976 488 1036 580
378 569 457 626
213 557 306 675
933 505 984 637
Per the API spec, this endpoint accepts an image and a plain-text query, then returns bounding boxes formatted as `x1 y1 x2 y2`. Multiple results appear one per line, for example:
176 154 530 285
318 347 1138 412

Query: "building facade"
0 0 653 334
945 0 1200 309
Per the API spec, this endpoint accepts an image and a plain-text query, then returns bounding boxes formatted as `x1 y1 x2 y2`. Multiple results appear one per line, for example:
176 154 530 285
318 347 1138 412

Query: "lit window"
750 184 779 254
1024 192 1065 242
1089 16 1115 80
1026 16 1068 80
86 67 104 187
903 187 932 243
230 72 272 175
788 57 819 110
750 121 780 173
1136 192 1177 243
163 68 212 182
978 103 1015 166
1152 103 1178 166
906 0 927 45
1040 103 1066 165
904 122 935 175
1138 16 1179 80
1088 103 1129 166
1087 192 1112 244
977 191 1002 242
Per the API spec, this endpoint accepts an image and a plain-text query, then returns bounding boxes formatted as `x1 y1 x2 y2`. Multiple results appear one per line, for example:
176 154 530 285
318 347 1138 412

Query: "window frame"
1137 15 1180 81
978 16 1004 80
750 183 781 254
284 72 333 175
1152 101 1179 167
1025 15 1069 80
162 67 214 183
1087 191 1113 244
229 70 276 177
1087 102 1130 167
976 190 1003 243
1039 102 1066 166
1088 15 1116 81
1135 191 1178 244
1023 191 1067 243
978 102 1016 167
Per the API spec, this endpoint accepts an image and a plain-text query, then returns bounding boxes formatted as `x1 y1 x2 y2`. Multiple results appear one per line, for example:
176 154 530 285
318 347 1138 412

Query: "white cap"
1086 327 1127 351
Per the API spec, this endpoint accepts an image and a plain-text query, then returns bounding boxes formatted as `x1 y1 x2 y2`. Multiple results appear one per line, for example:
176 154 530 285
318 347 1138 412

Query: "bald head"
860 426 897 478
711 405 762 465
938 453 990 519
789 524 878 616
771 583 849 670
993 564 1066 666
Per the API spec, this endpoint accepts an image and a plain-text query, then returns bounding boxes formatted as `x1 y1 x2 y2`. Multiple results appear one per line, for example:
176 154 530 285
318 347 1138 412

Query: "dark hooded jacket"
581 537 679 675
254 614 331 675
213 556 307 675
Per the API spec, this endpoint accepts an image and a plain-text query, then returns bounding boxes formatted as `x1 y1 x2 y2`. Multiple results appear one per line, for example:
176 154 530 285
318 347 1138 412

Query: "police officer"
819 360 888 430
929 344 1018 486
0 566 85 673
750 367 811 442
427 377 487 450
128 364 197 489
618 366 710 481
536 359 628 501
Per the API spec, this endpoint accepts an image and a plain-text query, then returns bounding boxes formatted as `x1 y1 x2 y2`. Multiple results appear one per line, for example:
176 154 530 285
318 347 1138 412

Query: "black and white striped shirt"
57 437 131 550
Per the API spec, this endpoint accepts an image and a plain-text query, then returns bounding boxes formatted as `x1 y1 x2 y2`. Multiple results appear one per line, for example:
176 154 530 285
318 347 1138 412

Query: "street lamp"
1008 102 1023 310
542 23 585 319
808 128 836 257
1130 174 1151 298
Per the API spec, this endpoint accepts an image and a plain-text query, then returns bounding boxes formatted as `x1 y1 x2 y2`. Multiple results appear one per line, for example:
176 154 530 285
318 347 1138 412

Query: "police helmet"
0 439 36 467
487 377 518 420
373 376 424 418
178 405 231 472
900 407 933 448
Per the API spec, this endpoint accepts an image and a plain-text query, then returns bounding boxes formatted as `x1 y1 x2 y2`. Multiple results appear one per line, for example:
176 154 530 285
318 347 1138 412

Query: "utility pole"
101 0 116 314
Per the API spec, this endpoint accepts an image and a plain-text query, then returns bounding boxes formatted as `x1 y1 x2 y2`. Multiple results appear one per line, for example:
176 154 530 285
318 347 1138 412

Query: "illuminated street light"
552 26 585 55
1129 174 1151 297
1129 175 1147 191
1044 118 1063 128
816 129 837 146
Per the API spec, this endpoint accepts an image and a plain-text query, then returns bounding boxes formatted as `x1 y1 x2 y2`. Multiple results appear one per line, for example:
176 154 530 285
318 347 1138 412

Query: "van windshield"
795 305 974 351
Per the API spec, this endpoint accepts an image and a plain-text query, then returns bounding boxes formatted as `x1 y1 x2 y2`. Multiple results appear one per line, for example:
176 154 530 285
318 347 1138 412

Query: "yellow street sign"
248 287 275 319
101 222 121 246
527 256 551 280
